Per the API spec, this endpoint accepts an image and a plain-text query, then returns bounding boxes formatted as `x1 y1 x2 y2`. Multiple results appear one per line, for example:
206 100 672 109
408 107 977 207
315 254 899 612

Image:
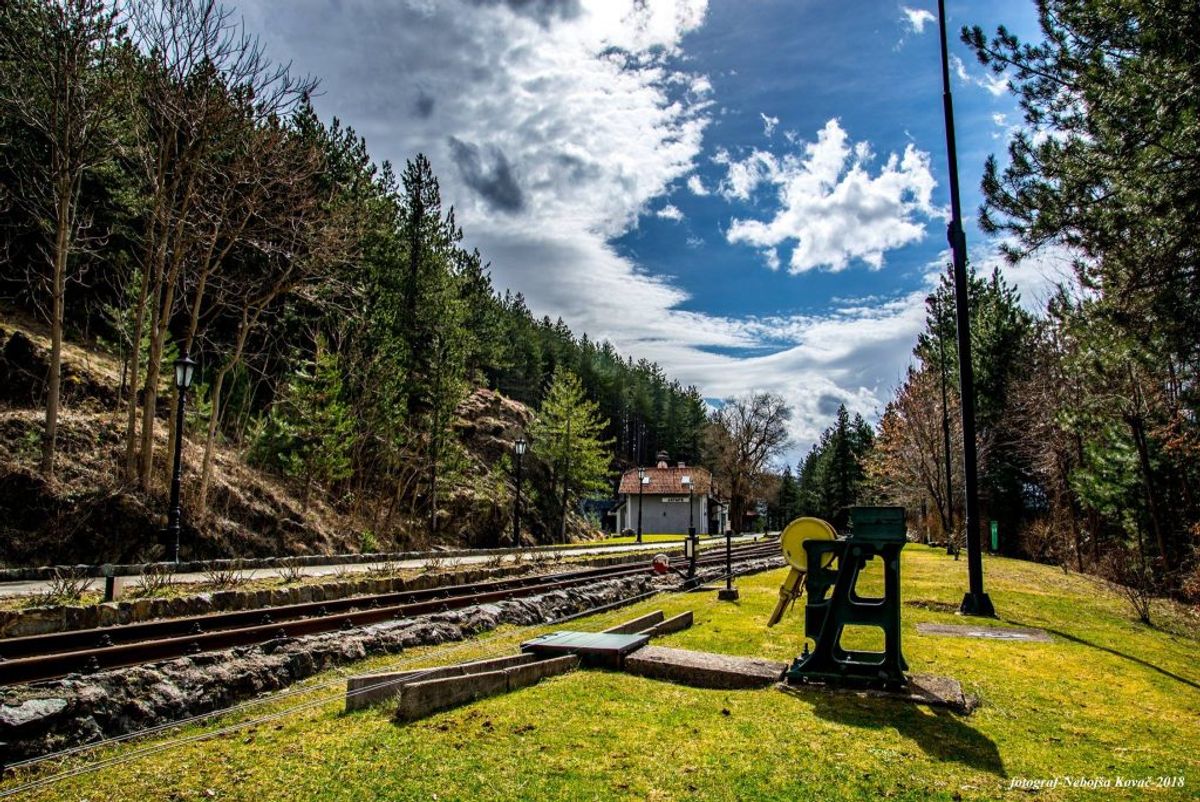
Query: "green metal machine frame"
786 506 909 689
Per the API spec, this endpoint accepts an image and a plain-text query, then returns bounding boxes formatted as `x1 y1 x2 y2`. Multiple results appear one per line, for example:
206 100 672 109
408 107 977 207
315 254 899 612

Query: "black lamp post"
683 474 697 581
513 437 526 549
937 0 993 616
636 466 646 544
167 352 196 564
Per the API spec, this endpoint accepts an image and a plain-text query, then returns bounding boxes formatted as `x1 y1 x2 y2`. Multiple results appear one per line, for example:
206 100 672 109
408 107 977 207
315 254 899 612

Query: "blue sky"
237 0 1070 462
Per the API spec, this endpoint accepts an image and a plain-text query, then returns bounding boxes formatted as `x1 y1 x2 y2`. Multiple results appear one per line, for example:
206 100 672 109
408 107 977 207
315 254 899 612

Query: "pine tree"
531 367 613 542
252 340 353 511
775 464 800 527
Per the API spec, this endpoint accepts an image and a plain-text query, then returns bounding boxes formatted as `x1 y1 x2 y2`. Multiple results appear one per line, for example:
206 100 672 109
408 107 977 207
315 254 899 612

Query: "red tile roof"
618 465 712 496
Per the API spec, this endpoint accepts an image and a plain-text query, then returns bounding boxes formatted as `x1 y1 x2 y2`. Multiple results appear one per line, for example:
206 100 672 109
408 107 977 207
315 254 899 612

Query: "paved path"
0 535 766 598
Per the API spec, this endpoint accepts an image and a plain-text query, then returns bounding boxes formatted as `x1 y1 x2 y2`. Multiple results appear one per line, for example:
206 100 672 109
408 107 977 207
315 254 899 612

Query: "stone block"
8 607 63 638
638 610 693 638
623 646 786 690
96 602 120 628
345 669 425 712
505 654 579 692
395 670 508 721
602 610 664 635
346 653 535 712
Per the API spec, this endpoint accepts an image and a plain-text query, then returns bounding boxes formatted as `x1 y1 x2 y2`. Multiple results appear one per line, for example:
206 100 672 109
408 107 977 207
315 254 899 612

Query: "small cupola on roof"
655 451 669 469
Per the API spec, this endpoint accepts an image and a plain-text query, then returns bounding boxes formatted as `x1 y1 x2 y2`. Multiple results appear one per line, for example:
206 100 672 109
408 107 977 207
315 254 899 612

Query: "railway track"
0 540 780 685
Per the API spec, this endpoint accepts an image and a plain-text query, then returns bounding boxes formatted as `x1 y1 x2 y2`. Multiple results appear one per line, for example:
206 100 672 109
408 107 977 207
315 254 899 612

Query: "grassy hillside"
5 546 1196 800
0 312 590 564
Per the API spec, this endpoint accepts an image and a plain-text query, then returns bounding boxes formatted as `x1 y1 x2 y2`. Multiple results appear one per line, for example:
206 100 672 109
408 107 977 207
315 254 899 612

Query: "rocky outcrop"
0 330 116 409
448 388 603 546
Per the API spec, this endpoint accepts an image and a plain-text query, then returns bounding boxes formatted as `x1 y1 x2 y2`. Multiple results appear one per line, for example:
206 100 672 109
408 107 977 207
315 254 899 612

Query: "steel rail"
0 543 778 685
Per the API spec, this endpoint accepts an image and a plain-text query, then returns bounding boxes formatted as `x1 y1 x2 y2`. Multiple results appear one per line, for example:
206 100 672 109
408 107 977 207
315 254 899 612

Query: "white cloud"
951 54 1009 96
715 148 780 201
235 0 732 354
968 239 1087 313
951 53 971 82
723 119 938 272
227 0 1047 461
646 288 933 452
979 71 1010 97
656 203 684 221
759 111 779 137
901 7 936 34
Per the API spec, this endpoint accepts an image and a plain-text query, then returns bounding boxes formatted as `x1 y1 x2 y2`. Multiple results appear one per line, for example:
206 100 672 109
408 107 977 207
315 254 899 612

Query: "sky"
236 0 1075 463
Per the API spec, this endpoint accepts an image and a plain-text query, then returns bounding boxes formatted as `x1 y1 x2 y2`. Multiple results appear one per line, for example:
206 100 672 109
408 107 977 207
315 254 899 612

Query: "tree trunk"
41 184 71 478
123 216 161 481
198 309 253 506
137 281 166 490
1128 411 1170 566
197 367 227 505
138 255 183 490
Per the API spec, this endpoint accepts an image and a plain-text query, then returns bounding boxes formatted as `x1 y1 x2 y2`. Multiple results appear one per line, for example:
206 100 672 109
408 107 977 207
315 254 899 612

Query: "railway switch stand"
768 507 909 690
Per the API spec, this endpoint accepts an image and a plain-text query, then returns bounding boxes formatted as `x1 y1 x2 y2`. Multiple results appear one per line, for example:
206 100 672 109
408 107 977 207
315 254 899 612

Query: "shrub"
277 562 307 584
133 563 176 596
38 567 93 605
203 560 247 590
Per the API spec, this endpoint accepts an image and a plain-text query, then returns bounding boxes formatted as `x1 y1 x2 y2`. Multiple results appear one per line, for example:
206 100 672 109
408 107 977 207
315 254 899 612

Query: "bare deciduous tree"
0 0 124 477
121 0 316 490
705 392 791 531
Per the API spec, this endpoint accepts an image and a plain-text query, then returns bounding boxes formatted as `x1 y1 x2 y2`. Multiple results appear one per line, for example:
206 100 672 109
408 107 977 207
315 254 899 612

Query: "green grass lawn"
5 546 1197 801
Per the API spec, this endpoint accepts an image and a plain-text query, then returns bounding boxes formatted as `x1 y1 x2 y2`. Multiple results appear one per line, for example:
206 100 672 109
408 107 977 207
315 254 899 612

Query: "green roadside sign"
990 520 999 551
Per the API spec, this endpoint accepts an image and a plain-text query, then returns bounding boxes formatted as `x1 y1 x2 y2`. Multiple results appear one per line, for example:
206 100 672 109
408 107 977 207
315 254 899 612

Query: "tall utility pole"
938 307 956 557
937 0 994 616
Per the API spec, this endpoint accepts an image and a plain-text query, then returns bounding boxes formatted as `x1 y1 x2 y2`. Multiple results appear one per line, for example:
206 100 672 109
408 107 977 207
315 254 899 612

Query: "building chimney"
677 461 686 468
655 451 669 469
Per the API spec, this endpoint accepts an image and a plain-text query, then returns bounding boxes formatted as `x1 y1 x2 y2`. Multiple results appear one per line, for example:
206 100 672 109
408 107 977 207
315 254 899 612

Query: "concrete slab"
602 611 664 635
521 630 651 669
346 653 535 712
623 645 787 690
917 622 1052 643
637 610 693 638
780 673 978 714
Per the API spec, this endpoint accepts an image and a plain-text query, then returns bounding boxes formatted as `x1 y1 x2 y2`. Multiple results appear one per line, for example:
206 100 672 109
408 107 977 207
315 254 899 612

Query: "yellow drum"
767 517 837 627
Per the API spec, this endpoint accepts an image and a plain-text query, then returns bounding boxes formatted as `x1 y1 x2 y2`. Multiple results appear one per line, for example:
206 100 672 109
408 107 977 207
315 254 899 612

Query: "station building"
612 453 727 535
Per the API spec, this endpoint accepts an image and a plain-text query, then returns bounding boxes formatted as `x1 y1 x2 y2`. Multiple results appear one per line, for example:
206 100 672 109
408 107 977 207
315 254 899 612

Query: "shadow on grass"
1007 620 1200 692
780 686 1005 777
